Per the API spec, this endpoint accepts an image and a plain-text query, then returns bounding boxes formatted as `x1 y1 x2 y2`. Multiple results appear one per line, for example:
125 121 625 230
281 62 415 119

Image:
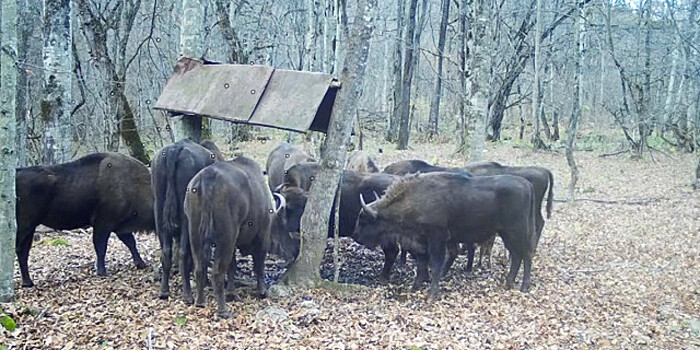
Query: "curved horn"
372 191 380 201
273 193 286 213
359 193 378 218
273 183 287 193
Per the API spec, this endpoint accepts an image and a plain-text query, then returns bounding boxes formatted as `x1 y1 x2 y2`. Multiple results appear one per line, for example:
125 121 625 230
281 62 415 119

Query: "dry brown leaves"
1 140 698 349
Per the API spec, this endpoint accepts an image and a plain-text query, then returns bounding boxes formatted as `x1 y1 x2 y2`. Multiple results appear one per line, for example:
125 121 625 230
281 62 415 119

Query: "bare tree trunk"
282 0 377 288
333 0 347 74
396 0 423 150
15 0 30 167
531 0 543 149
457 0 469 154
428 0 450 139
305 0 321 71
468 0 490 161
177 0 206 142
42 0 72 164
694 156 700 189
550 62 560 141
567 1 584 202
387 0 405 142
0 0 18 302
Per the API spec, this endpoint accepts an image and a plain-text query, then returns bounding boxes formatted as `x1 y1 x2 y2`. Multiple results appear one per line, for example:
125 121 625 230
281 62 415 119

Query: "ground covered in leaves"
2 138 699 349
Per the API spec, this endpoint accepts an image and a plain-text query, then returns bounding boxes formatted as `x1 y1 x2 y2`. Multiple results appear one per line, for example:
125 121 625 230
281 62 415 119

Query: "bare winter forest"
0 0 699 349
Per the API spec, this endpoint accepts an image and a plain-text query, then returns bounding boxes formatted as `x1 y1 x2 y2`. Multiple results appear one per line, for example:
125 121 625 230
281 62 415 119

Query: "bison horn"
273 193 286 213
372 191 380 201
273 183 287 193
359 193 378 219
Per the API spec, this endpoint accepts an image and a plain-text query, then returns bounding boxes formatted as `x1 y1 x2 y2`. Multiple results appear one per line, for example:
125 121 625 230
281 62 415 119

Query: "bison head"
352 192 385 249
269 192 300 263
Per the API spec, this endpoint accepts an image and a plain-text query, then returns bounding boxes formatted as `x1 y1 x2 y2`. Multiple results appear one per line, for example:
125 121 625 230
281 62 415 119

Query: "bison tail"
197 177 216 256
162 145 184 233
529 183 538 254
546 170 554 219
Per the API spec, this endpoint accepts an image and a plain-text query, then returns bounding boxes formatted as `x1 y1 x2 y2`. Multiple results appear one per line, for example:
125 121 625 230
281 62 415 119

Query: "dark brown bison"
346 151 380 173
265 142 315 192
354 172 536 300
151 139 223 302
277 165 402 280
283 161 319 191
15 152 154 287
184 156 290 319
464 161 554 268
382 159 471 177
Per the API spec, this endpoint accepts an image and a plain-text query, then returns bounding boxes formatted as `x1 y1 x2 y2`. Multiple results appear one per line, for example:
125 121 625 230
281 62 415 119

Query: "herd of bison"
13 139 554 319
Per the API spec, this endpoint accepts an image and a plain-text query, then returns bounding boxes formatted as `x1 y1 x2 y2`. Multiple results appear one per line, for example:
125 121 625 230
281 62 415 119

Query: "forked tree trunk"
282 0 377 288
0 0 18 302
42 0 72 164
427 0 450 138
567 1 584 202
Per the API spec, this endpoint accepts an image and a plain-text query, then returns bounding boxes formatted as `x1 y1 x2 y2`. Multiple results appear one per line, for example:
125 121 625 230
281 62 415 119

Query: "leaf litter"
1 140 698 349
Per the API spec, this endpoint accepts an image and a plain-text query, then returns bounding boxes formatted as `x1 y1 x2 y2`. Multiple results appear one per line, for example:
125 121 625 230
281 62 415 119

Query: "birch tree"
567 1 585 202
282 0 377 288
0 0 18 302
41 0 72 164
427 0 450 139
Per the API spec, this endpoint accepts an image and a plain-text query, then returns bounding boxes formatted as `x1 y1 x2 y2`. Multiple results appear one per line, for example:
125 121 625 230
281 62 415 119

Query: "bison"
15 152 154 287
463 161 554 268
382 159 471 177
184 156 290 319
353 172 536 300
265 142 315 192
346 151 380 173
151 139 224 302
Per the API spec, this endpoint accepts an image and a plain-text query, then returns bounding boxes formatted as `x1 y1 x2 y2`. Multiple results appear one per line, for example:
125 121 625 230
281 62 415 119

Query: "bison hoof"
218 311 231 320
183 295 194 305
158 292 170 300
520 283 531 293
135 261 148 269
22 280 35 288
505 280 515 290
225 292 240 302
377 275 390 285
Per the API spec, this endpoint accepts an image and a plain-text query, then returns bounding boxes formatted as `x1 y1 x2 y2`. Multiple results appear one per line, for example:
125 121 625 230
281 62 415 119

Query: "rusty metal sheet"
248 69 334 132
155 57 274 122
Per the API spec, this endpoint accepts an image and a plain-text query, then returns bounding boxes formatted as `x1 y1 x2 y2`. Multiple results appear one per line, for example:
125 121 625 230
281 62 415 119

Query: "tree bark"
457 0 469 154
567 1 584 202
41 0 72 164
0 0 18 302
396 0 421 150
177 0 206 142
468 0 490 161
428 0 450 139
305 0 321 71
387 0 405 142
15 0 30 167
282 0 377 288
531 0 543 149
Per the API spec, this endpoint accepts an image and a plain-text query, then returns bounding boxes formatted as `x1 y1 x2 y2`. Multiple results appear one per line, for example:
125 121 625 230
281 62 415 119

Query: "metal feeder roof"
154 56 340 133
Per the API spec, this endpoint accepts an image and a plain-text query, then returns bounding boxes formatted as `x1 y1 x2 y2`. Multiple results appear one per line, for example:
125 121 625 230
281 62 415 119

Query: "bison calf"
184 156 289 319
16 152 154 287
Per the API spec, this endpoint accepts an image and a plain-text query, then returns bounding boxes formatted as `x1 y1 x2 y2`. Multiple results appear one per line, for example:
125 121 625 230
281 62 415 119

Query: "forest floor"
2 138 699 349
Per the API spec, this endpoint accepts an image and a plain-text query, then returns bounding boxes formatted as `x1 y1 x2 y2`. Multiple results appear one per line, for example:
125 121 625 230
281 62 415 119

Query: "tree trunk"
387 0 405 142
550 63 559 141
468 0 490 161
282 0 377 288
428 0 450 139
396 0 422 150
457 0 469 154
42 0 72 164
567 1 584 202
177 0 206 142
531 0 543 149
113 85 149 164
15 0 30 167
0 0 18 302
305 0 321 71
694 156 700 190
333 0 348 75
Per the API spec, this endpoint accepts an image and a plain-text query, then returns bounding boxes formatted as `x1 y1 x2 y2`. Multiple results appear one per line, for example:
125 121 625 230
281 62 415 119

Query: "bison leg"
478 236 496 270
92 229 110 276
520 253 533 293
442 243 459 277
192 251 207 308
179 228 194 305
252 242 267 298
505 249 523 290
412 254 430 290
116 232 147 269
465 244 476 272
379 242 399 283
158 233 174 300
16 230 35 287
212 252 233 319
225 255 239 302
426 241 447 302
398 246 408 265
